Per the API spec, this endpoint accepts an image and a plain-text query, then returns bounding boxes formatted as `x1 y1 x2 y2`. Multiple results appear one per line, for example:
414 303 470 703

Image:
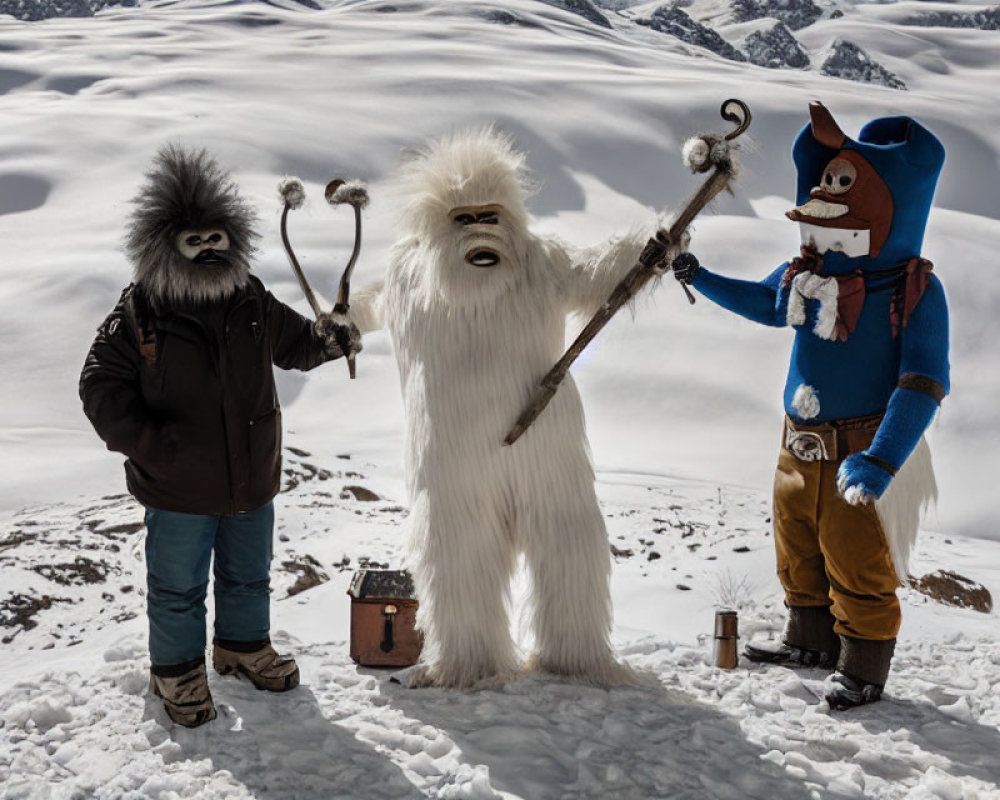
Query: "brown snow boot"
212 638 300 692
825 636 895 711
149 658 217 728
745 605 840 668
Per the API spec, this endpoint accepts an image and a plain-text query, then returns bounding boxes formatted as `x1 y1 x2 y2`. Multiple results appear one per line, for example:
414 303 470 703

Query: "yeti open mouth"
466 248 500 268
193 249 229 266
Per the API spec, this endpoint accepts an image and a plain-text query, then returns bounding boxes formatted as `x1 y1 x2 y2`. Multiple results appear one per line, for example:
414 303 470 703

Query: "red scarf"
782 247 933 342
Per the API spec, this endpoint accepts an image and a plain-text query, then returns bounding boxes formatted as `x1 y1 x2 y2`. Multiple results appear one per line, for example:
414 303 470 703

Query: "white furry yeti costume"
351 128 669 689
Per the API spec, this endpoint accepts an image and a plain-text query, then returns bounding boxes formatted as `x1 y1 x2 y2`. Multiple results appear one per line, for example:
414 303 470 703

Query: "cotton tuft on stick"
325 179 370 209
279 176 306 210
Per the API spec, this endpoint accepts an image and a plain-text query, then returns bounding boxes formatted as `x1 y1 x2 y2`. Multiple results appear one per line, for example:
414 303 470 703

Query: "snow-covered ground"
1 1 999 798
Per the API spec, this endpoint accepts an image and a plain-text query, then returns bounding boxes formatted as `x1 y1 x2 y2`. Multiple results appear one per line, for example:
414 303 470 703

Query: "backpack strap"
121 285 158 368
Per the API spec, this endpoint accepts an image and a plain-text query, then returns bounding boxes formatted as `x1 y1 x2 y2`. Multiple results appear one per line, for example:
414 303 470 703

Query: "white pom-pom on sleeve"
279 177 306 210
326 179 370 209
682 137 710 172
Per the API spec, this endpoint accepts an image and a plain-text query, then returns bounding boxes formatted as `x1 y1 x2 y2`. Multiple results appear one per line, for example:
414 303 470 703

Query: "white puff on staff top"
326 179 370 209
278 176 306 209
681 134 733 175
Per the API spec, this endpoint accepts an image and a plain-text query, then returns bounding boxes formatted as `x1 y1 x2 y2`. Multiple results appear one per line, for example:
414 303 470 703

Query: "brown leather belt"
784 412 883 463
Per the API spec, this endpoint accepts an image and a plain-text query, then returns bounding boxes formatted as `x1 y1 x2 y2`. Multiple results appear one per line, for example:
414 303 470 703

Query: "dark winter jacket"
80 275 335 515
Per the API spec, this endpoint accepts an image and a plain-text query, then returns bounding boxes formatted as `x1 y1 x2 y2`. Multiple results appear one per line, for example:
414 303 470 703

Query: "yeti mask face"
448 203 506 268
175 227 231 265
126 145 259 307
395 127 536 307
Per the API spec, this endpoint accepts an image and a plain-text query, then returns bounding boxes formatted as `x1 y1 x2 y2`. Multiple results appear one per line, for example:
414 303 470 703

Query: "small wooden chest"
347 569 422 668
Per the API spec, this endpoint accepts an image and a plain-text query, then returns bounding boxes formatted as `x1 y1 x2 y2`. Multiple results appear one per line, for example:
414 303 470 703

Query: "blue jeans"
144 502 275 667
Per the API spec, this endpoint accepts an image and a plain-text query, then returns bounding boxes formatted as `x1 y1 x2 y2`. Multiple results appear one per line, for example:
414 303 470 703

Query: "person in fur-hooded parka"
350 127 681 689
80 145 360 727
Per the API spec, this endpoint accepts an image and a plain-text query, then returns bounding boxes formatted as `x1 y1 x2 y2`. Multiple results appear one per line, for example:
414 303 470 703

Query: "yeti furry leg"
407 492 521 689
521 490 634 687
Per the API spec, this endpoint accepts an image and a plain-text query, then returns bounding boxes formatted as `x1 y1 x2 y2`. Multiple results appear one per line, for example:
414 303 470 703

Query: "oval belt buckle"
787 429 828 462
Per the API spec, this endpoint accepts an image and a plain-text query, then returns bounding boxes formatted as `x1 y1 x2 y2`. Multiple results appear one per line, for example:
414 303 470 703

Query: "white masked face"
175 227 231 264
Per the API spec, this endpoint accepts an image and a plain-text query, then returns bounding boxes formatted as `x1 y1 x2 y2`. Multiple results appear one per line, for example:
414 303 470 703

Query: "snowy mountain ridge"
4 0 999 90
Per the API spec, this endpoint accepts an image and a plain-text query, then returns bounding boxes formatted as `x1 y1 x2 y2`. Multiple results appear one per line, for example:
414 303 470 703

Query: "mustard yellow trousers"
773 425 901 642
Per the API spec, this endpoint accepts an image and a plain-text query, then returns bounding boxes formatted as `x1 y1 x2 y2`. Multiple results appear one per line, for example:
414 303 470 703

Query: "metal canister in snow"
713 609 739 669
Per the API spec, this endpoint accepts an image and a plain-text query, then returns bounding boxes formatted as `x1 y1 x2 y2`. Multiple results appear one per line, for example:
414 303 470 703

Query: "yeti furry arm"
560 229 653 318
345 281 385 333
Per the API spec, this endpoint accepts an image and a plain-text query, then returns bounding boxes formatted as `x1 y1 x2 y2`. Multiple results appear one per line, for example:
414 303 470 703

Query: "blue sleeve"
867 275 950 469
690 264 787 327
899 274 949 393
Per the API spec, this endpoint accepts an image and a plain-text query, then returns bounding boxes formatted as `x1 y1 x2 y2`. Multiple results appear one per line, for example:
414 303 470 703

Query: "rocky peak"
743 21 809 69
731 0 822 31
821 40 906 90
537 0 613 28
642 5 747 62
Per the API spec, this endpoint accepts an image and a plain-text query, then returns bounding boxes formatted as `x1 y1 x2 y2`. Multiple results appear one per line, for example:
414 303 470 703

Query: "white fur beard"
786 271 840 340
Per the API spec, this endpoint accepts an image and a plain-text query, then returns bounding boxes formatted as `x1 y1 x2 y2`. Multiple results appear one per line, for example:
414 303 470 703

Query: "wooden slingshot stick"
503 99 752 447
278 176 370 379
325 179 369 379
278 177 323 318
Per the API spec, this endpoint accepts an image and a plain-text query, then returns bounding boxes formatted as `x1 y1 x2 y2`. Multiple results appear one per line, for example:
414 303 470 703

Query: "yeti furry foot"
527 654 638 688
400 660 522 690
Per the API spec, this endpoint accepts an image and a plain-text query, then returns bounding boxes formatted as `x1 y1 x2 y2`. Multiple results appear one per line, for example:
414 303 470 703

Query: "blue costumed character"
672 102 949 710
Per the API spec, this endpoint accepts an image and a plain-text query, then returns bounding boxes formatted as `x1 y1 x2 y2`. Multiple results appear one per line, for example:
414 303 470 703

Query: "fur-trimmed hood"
125 145 259 306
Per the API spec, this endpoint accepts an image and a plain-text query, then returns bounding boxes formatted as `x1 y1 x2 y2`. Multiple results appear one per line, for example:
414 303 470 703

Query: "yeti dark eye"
205 232 224 244
185 234 203 246
450 204 505 226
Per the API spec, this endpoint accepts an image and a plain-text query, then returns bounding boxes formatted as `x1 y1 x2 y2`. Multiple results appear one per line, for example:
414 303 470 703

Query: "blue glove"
837 452 893 505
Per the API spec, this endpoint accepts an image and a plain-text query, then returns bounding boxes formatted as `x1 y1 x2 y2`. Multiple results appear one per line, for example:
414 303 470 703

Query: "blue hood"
790 102 945 270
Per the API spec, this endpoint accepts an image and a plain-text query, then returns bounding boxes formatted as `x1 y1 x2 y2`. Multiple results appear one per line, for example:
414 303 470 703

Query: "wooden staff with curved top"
503 99 752 447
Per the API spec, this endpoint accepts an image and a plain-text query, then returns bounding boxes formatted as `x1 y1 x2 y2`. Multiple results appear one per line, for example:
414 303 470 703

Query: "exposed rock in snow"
821 39 906 90
743 21 809 69
536 0 613 28
0 0 131 20
641 5 747 62
589 0 641 10
900 6 1000 31
730 0 822 32
0 0 328 19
